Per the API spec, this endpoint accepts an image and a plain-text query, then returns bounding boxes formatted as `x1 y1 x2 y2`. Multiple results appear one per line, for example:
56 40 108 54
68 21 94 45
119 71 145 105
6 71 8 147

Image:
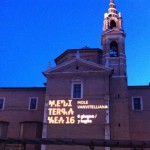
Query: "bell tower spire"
108 0 117 15
103 0 123 32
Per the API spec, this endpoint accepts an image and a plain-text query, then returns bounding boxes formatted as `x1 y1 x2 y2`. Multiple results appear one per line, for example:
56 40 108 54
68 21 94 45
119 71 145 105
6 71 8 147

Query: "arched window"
109 41 118 57
110 20 116 29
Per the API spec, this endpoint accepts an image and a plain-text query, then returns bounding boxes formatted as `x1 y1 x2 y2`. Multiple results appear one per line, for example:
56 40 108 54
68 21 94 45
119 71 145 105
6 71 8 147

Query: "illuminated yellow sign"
77 100 108 109
77 114 97 124
47 100 108 124
49 100 72 107
48 100 75 124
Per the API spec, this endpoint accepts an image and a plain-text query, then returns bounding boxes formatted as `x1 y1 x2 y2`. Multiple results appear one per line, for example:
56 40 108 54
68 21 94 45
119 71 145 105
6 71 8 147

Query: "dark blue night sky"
0 0 150 87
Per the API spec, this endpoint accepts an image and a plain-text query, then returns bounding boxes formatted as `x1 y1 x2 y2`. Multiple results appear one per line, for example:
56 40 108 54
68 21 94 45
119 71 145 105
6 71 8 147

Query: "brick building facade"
0 0 150 150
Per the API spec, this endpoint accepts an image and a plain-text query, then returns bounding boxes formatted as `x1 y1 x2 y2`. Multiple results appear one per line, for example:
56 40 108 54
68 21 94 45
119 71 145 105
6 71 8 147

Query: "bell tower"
102 0 126 75
102 0 127 95
102 0 130 140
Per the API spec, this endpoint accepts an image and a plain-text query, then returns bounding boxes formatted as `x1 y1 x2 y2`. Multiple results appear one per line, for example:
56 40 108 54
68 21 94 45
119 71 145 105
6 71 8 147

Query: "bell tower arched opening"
110 20 116 29
109 41 118 57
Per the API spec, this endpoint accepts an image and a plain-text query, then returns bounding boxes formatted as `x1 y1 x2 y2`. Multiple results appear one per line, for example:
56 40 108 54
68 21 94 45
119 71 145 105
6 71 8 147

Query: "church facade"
0 0 150 150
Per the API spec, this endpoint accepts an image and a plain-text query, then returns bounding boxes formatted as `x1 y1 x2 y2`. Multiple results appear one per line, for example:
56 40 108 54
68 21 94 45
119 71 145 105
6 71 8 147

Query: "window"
0 98 5 110
110 41 118 57
29 97 38 110
110 20 116 29
71 79 83 99
132 97 143 111
0 121 9 137
20 121 42 150
20 121 43 138
73 84 81 98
